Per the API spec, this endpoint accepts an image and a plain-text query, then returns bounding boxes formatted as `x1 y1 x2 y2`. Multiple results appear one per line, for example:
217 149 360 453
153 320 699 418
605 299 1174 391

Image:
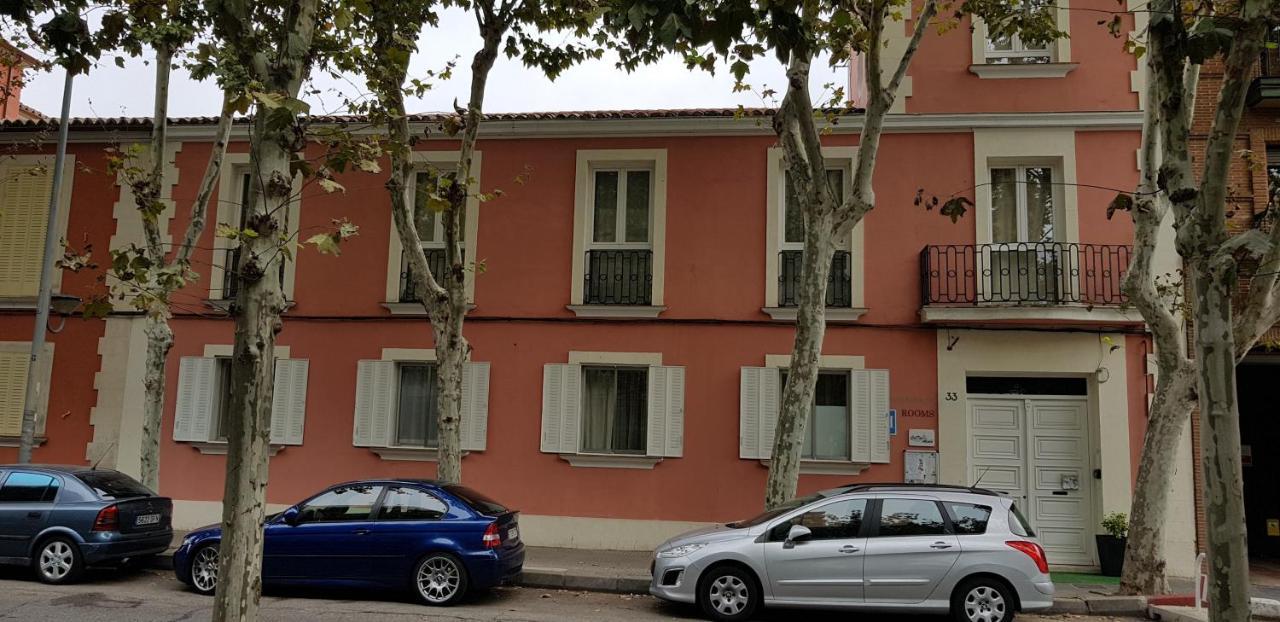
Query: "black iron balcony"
778 250 853 308
921 242 1130 306
584 249 653 305
1248 37 1280 107
223 247 284 300
399 247 452 303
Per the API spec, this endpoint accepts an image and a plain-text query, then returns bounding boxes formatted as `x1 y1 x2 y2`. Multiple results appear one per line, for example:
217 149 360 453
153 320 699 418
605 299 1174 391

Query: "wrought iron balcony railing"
778 250 853 308
584 249 653 305
399 247 452 303
921 242 1130 306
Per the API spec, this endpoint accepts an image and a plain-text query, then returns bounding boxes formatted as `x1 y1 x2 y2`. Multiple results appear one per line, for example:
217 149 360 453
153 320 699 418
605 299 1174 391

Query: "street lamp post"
16 67 74 464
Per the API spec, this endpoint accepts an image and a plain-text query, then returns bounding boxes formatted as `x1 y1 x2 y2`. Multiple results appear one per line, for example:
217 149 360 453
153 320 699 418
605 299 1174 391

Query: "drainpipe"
17 68 73 464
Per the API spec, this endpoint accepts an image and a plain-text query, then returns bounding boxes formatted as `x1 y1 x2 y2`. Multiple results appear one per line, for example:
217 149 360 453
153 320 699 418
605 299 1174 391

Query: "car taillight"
1006 540 1049 574
93 504 119 532
482 522 501 549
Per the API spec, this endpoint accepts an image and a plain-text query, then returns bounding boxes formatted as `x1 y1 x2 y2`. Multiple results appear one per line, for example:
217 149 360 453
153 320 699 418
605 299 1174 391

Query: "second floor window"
400 170 460 302
581 365 647 454
779 169 852 307
984 0 1054 65
584 168 653 305
223 171 285 300
987 165 1062 302
395 362 439 448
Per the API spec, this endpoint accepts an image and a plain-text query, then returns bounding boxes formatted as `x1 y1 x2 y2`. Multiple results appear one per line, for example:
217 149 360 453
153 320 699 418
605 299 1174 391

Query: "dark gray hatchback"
0 465 172 583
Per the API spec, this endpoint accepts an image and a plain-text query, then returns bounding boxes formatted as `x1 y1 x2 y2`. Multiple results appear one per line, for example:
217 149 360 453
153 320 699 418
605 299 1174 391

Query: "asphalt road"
0 566 1143 622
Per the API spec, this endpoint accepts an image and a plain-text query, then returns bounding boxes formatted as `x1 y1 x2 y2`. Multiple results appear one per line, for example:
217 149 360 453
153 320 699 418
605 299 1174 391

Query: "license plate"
508 527 519 541
135 513 161 526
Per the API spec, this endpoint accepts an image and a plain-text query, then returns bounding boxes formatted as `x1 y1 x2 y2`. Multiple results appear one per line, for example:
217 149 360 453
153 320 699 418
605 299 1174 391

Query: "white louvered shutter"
0 163 54 297
540 363 581 454
270 359 309 445
850 369 891 464
869 370 891 463
0 350 29 436
174 357 216 442
353 360 394 447
739 367 780 459
646 366 685 458
460 362 490 451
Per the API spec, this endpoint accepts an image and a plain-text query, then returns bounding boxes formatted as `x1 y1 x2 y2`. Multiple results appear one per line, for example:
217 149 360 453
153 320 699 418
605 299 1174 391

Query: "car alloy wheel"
415 554 466 605
698 566 759 622
962 584 1008 622
37 539 77 583
708 575 750 617
191 545 219 595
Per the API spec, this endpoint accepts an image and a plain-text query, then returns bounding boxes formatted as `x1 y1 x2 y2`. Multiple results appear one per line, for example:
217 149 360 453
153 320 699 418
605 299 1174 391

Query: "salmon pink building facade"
0 1 1199 574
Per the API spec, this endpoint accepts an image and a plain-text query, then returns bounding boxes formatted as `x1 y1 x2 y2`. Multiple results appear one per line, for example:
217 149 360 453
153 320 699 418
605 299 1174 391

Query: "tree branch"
176 92 236 266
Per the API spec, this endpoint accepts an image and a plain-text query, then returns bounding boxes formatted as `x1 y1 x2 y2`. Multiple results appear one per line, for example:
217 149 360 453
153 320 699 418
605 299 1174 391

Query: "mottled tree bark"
208 0 321 619
763 0 937 510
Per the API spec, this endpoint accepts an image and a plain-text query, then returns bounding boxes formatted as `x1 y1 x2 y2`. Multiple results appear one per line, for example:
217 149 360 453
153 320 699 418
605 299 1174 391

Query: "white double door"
968 396 1095 568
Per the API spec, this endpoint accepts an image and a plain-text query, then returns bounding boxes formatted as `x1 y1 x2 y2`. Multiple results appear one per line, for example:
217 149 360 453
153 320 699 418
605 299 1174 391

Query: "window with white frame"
984 164 1065 302
221 170 285 300
540 361 684 462
779 168 852 308
570 150 667 315
400 169 462 303
739 366 889 464
983 0 1055 64
352 359 489 453
584 166 654 305
173 356 309 446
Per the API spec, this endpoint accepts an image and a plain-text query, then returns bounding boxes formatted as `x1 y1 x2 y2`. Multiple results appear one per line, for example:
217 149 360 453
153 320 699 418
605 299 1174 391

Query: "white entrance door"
969 396 1094 567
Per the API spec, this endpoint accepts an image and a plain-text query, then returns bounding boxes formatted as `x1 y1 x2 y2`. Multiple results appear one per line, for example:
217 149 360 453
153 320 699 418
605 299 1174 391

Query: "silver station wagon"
650 484 1053 622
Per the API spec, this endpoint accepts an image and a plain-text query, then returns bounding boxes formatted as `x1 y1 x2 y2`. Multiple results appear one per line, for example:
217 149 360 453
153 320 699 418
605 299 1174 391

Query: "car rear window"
444 485 508 516
76 471 152 499
944 502 992 535
1009 503 1036 537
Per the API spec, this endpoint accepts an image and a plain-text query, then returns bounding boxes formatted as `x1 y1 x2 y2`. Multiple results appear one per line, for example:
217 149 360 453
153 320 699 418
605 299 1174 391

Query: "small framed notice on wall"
905 450 938 484
908 428 936 447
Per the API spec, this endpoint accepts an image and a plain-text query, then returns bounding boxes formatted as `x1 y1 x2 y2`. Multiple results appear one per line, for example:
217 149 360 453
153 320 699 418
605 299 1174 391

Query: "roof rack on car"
833 483 1004 496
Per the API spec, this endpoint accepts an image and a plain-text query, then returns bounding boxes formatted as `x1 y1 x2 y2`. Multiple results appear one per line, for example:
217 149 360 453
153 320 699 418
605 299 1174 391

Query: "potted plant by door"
1096 512 1128 577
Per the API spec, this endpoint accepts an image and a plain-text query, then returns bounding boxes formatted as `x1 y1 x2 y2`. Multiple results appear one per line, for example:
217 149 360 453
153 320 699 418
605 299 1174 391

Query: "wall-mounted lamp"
47 293 81 333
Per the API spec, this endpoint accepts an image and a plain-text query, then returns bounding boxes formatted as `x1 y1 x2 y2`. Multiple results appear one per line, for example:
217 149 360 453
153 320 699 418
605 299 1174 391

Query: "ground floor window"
581 365 647 454
396 362 439 448
781 370 851 460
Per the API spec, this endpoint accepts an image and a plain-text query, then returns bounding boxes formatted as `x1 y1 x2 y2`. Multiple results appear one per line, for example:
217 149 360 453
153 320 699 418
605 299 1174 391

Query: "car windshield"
726 494 823 529
77 470 152 499
444 485 509 516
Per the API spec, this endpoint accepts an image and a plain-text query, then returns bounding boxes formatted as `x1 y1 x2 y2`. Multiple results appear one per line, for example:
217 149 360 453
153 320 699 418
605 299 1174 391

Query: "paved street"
0 566 1146 622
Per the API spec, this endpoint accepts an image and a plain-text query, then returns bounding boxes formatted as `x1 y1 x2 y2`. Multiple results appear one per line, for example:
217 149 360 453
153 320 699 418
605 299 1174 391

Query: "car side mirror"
784 524 812 548
281 507 300 526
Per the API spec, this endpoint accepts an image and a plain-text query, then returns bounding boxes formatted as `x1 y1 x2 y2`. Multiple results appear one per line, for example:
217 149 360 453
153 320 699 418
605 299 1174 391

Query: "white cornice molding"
26 111 1145 145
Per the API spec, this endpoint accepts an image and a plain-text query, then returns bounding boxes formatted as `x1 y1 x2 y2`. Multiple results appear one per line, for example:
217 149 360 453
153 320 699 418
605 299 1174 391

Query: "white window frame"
352 348 489 461
578 363 650 456
973 129 1079 245
0 341 53 444
739 354 890 475
209 154 300 301
968 1 1075 79
392 359 440 449
985 163 1063 244
763 147 865 321
569 150 667 316
541 351 683 469
384 151 481 310
586 165 655 250
173 344 304 455
984 33 1054 65
0 154 74 302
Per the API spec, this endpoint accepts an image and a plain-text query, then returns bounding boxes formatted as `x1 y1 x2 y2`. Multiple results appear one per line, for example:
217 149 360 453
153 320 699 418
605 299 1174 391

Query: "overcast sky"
19 8 845 118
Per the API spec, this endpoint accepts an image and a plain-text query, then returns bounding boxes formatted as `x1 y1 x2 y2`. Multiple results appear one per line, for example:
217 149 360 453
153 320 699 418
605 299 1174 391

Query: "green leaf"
305 233 342 256
319 178 345 194
215 223 240 240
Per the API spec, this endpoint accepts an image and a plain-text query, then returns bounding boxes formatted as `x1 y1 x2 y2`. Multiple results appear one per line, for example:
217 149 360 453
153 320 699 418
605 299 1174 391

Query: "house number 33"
944 392 959 401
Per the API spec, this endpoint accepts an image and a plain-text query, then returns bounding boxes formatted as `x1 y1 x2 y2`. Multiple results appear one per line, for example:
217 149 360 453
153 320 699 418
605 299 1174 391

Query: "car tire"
412 552 469 606
952 576 1017 622
697 565 760 622
33 536 84 585
188 543 220 596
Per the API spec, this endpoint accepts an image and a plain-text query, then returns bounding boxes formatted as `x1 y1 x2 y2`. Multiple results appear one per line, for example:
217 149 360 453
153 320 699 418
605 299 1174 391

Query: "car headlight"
658 543 707 558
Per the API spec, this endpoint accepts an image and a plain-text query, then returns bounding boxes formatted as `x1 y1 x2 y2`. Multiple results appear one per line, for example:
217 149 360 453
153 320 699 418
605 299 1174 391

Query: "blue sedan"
174 479 524 606
0 465 173 584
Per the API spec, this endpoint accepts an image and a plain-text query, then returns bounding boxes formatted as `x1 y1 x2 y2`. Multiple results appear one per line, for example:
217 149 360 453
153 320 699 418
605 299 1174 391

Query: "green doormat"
1051 572 1122 585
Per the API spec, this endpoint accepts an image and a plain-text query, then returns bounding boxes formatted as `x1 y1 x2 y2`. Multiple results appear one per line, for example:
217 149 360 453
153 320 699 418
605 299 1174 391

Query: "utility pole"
17 68 73 464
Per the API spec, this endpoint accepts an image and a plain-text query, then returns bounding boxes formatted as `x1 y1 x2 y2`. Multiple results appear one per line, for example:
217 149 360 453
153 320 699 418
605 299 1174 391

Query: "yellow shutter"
0 350 29 436
0 163 54 297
